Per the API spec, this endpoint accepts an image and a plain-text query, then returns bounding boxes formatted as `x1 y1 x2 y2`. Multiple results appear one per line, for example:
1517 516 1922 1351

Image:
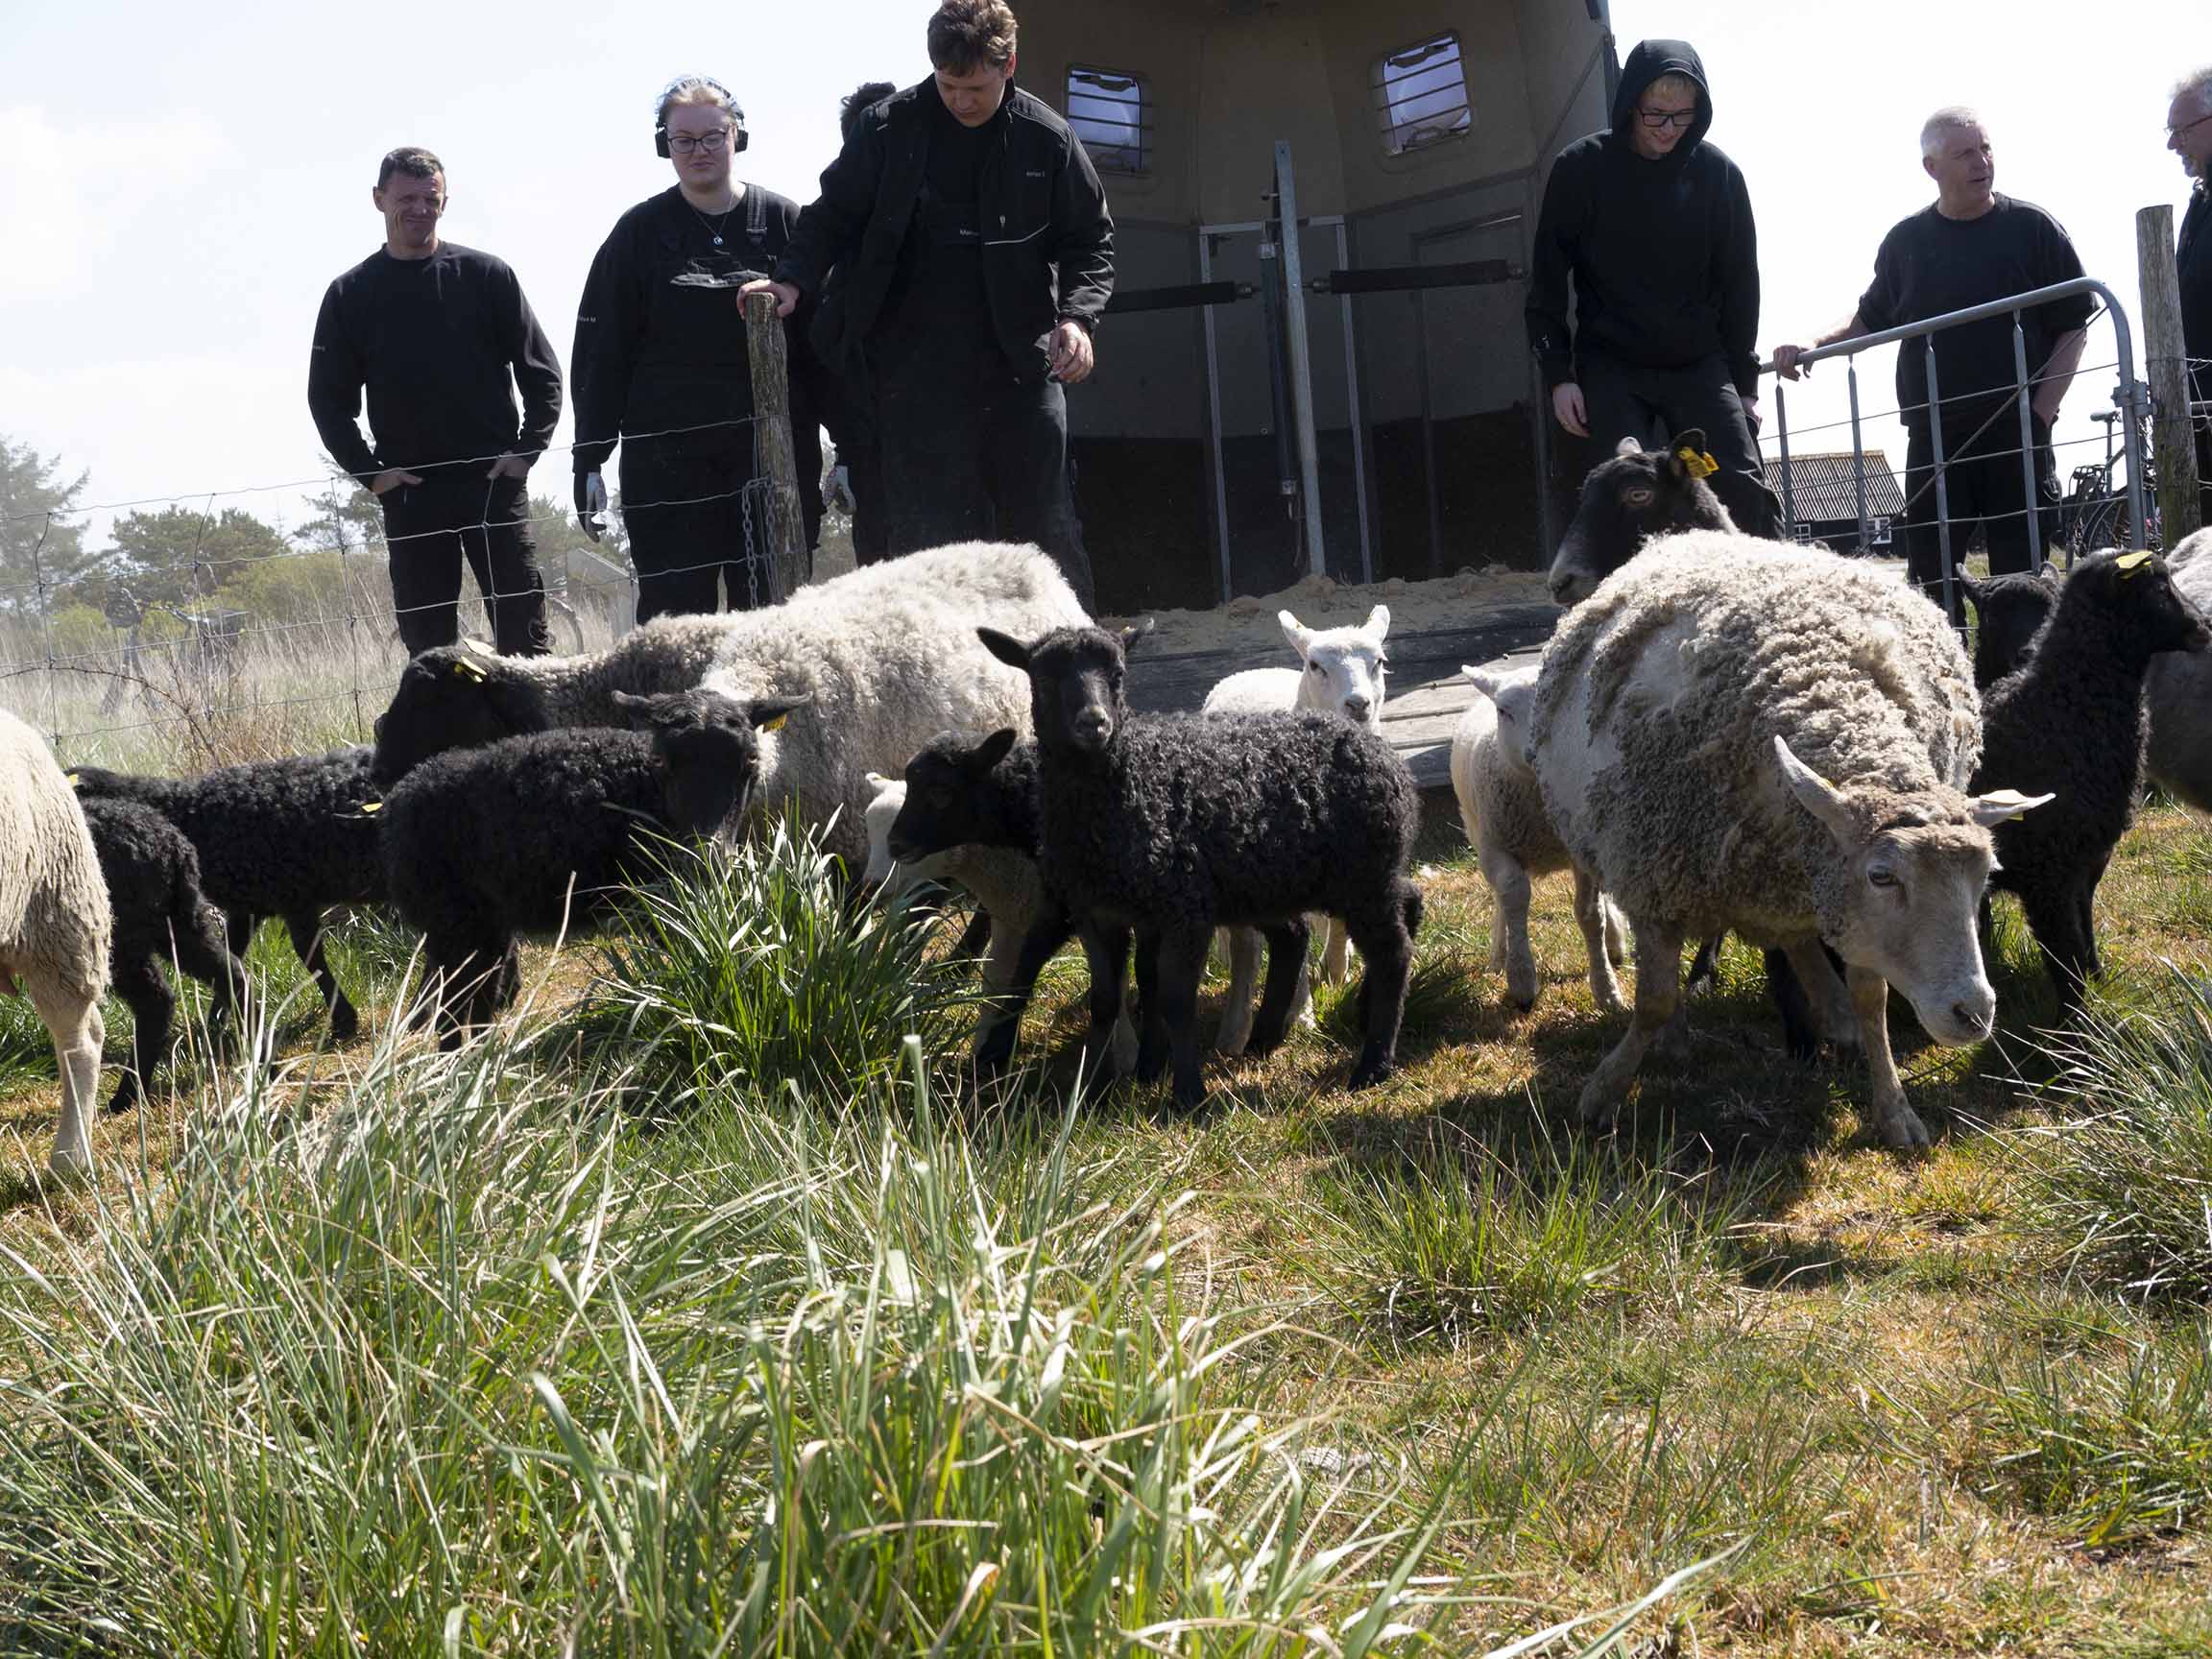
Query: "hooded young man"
1526 39 1781 539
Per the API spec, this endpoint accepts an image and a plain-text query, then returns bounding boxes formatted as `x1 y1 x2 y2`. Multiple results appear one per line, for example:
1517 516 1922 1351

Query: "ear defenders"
655 75 749 157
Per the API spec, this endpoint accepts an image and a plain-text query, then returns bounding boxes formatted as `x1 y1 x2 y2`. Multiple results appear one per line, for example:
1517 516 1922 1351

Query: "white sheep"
1531 533 2050 1149
371 541 1091 872
1452 663 1625 1013
861 771 1135 1073
0 709 113 1175
1201 605 1389 1053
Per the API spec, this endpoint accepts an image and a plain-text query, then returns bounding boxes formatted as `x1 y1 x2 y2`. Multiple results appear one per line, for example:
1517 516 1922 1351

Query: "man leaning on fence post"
1773 108 2091 613
308 146 560 658
1526 38 1783 540
742 0 1113 611
2170 64 2212 525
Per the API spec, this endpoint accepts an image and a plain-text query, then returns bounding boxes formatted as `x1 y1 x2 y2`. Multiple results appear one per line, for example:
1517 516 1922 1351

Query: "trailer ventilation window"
1373 32 1472 156
1067 66 1150 174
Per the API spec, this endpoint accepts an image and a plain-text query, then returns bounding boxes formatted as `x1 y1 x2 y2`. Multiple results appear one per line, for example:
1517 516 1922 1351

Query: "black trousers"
378 473 550 658
821 365 888 565
873 334 1095 610
1578 351 1783 540
1902 411 2057 614
618 428 826 624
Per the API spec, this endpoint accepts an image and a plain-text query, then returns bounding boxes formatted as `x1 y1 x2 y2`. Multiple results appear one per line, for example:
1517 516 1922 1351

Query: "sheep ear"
971 727 1019 773
1459 665 1501 703
1363 604 1389 639
1773 736 1857 848
1118 618 1155 656
2036 560 2059 583
745 691 811 733
1956 574 1983 607
610 688 657 728
1614 436 1643 459
1278 610 1314 656
865 771 890 791
449 654 489 685
1970 787 2056 828
977 626 1031 670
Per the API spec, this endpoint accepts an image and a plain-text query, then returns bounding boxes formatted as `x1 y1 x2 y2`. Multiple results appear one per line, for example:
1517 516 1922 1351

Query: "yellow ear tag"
452 658 487 684
2115 549 2153 579
64 772 81 788
359 800 382 815
1676 447 1720 480
762 714 787 733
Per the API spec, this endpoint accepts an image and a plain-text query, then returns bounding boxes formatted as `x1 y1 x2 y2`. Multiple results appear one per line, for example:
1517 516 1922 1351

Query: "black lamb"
974 623 1423 1107
1545 428 1736 606
1976 549 2211 1016
1960 565 2058 689
378 685 805 1046
67 748 384 1040
76 795 252 1115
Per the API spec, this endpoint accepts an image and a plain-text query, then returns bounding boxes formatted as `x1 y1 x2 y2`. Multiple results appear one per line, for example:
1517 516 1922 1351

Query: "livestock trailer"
1013 0 1618 613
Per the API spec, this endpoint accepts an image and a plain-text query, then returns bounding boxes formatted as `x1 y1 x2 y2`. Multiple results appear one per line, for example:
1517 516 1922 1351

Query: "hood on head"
1610 38 1713 155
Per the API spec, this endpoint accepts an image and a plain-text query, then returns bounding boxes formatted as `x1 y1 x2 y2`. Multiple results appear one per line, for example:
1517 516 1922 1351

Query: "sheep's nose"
1952 1001 1986 1036
1074 707 1113 744
1343 695 1371 722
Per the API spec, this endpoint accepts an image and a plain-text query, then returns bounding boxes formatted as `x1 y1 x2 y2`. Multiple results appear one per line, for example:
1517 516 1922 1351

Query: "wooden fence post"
742 289 809 602
2137 204 2203 546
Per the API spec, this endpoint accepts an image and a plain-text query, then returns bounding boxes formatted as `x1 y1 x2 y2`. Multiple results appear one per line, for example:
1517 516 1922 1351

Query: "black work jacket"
775 80 1115 384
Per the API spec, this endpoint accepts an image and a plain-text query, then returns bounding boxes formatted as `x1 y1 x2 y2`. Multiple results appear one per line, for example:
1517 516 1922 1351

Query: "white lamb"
1201 605 1389 1053
1452 664 1625 1013
0 709 113 1176
861 772 1135 1072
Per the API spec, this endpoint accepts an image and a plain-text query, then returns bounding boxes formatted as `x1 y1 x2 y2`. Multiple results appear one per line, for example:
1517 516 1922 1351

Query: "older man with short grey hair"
1774 108 2090 614
2170 64 2212 523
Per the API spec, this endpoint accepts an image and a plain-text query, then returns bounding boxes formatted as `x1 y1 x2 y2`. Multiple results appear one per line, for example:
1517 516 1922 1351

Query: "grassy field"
0 770 2207 1654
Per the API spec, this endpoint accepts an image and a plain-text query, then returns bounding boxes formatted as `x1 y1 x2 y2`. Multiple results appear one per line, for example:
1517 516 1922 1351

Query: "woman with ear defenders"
571 75 823 621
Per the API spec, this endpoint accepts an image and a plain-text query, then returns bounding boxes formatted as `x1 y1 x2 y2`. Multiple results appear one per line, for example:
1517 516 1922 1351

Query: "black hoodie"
1524 40 1762 397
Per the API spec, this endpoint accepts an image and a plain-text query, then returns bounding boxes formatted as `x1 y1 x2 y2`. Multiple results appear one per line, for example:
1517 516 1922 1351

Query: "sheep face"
372 647 541 785
1282 606 1389 727
1775 737 2051 1046
1460 664 1539 776
888 728 1019 862
979 624 1143 760
1549 433 1734 606
1960 565 2057 687
615 686 809 848
2073 549 2212 665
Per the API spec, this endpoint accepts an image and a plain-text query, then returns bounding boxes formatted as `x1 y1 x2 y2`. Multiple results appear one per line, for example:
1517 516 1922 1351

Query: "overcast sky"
1 0 2201 547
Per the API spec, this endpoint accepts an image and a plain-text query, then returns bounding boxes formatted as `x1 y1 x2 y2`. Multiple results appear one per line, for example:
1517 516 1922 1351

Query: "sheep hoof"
1874 1106 1932 1152
1575 1080 1622 1134
329 1000 361 1043
1347 1050 1396 1091
103 1082 140 1118
45 1144 94 1183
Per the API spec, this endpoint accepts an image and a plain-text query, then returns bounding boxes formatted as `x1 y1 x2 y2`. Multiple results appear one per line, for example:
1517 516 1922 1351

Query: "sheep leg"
1572 865 1627 1015
1484 890 1508 973
2020 883 2093 1020
973 912 1075 1077
28 973 105 1177
283 909 358 1041
1480 850 1539 1010
1246 916 1310 1058
1575 919 1684 1133
1079 921 1132 1098
1345 886 1418 1091
169 912 252 1061
1215 926 1260 1056
1684 933 1724 995
1847 963 1930 1151
105 957 172 1117
1602 897 1628 967
950 906 993 965
1155 925 1212 1111
1132 927 1168 1082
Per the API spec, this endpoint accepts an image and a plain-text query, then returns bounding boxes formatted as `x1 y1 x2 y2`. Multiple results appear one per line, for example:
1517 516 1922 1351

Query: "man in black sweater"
1776 108 2090 610
1527 39 1780 540
2170 65 2212 527
308 147 561 657
747 0 1114 609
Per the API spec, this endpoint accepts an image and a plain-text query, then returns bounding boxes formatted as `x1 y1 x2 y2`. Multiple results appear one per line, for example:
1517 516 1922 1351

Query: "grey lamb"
378 686 805 1046
1959 565 2058 689
76 794 250 1116
67 747 382 1041
975 624 1423 1108
1976 548 2210 1015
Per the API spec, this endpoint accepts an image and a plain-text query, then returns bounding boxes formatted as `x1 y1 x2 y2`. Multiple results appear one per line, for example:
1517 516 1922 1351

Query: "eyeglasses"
2170 112 2212 140
665 130 733 155
1636 107 1697 131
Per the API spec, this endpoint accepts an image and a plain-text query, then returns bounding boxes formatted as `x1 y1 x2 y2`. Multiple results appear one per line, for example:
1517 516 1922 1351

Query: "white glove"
576 471 609 542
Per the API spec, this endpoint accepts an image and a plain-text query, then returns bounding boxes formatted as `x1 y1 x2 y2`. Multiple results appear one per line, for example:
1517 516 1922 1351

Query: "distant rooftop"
1764 450 1907 521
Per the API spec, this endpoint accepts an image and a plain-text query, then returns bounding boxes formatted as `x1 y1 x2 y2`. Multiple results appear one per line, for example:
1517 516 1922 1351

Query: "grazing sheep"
66 747 380 1041
1977 549 2210 1015
0 709 111 1175
1959 565 2059 689
2147 526 2212 813
1531 534 2049 1149
1546 431 1735 606
864 764 1136 1072
975 624 1422 1107
371 541 1089 871
1451 663 1625 1013
1202 605 1391 1050
378 687 805 1046
76 796 251 1117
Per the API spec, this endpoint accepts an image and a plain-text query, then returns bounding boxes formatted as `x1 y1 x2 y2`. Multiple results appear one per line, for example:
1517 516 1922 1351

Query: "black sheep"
1545 429 1735 606
67 749 383 1040
75 795 251 1115
974 624 1422 1106
1976 549 2211 1015
377 686 805 1046
1960 565 2059 689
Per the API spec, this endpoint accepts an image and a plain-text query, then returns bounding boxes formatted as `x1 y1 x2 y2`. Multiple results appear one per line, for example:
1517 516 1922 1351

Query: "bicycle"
2056 409 2159 559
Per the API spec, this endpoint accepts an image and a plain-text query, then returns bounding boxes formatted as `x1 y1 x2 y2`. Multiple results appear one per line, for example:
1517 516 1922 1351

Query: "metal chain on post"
741 289 808 603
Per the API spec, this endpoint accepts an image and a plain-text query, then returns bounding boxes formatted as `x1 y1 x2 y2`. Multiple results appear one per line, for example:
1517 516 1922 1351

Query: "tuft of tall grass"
1286 1117 1759 1344
2008 970 2212 1301
558 813 976 1106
